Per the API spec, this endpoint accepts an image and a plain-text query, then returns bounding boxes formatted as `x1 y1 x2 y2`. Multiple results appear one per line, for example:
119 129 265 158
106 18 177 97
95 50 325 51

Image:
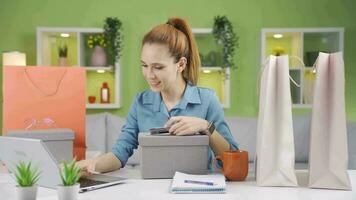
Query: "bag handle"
311 56 319 74
257 55 305 93
24 67 67 96
288 55 309 88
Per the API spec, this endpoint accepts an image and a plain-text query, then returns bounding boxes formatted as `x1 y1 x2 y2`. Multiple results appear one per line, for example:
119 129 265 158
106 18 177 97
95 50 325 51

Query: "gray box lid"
138 132 209 146
7 129 75 141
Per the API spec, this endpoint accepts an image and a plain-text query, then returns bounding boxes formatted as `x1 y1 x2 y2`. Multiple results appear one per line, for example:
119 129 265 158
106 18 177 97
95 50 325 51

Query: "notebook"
170 172 226 193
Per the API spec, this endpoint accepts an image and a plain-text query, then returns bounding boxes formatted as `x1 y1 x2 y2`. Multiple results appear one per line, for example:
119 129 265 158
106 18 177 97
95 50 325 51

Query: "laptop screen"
0 136 62 188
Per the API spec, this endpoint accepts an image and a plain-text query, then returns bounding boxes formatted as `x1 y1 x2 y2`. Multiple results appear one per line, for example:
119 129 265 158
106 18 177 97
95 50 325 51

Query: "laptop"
0 136 126 193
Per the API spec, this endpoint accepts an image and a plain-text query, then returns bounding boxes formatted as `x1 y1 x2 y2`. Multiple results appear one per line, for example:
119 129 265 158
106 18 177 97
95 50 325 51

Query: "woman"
79 17 238 174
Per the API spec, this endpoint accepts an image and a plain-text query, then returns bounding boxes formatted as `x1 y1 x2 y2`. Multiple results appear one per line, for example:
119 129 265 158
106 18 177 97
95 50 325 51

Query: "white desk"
1 166 355 200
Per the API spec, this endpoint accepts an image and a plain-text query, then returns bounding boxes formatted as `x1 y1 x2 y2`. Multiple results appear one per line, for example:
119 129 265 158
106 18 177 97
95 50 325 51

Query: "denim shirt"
112 83 238 168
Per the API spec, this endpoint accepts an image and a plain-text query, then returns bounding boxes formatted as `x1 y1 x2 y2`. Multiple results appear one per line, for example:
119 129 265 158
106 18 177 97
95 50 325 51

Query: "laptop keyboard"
79 178 108 188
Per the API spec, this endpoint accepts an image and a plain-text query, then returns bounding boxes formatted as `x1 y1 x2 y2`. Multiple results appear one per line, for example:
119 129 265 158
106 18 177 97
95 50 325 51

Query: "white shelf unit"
261 28 344 108
36 27 121 109
83 66 114 72
193 28 230 108
192 28 213 35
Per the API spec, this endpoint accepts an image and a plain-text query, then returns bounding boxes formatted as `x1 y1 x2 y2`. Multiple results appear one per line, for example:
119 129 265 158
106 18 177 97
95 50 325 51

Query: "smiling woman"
77 17 239 174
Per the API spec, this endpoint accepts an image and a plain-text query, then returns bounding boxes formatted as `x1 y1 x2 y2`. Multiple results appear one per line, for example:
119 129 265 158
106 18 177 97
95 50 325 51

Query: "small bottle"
100 82 110 103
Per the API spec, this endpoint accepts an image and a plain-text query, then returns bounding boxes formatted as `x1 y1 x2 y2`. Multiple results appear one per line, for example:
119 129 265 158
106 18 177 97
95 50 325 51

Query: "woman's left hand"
164 116 209 136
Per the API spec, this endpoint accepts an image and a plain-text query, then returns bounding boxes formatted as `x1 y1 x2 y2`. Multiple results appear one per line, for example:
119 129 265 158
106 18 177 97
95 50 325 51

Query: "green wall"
1 0 356 132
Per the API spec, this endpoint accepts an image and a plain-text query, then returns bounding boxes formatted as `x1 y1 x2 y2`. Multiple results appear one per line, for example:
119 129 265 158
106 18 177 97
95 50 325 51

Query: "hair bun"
143 17 201 85
166 18 184 31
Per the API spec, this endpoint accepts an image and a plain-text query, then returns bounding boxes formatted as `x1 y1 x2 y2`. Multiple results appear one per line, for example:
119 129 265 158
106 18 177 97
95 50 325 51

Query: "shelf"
82 66 114 72
86 103 120 109
192 28 212 35
198 67 230 108
201 66 223 71
37 27 121 110
261 27 344 108
193 28 230 108
200 67 226 75
291 104 312 109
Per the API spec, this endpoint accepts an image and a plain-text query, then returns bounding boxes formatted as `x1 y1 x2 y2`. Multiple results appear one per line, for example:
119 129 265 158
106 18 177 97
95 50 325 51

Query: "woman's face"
141 43 185 93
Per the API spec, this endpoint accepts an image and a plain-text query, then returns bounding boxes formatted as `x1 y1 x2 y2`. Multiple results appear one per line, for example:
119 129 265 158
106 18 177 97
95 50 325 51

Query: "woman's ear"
177 57 187 73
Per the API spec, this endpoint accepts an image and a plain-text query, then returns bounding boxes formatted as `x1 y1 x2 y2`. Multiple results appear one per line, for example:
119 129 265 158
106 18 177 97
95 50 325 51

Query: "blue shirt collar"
142 82 201 112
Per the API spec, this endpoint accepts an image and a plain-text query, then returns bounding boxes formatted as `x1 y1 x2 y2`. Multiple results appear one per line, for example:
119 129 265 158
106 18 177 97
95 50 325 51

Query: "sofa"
86 112 356 169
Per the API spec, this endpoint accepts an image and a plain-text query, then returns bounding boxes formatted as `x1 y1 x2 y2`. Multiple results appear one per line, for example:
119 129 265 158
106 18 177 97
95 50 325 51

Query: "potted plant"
273 46 286 56
12 161 40 200
87 33 107 66
57 159 81 200
103 17 123 69
212 15 238 70
58 44 68 66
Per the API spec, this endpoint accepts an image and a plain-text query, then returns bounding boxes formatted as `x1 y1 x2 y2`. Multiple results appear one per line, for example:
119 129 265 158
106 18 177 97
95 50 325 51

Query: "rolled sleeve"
206 90 239 151
205 91 239 169
111 95 139 167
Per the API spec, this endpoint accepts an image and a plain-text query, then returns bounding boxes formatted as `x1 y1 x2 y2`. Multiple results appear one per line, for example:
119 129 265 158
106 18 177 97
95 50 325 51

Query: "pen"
184 180 214 186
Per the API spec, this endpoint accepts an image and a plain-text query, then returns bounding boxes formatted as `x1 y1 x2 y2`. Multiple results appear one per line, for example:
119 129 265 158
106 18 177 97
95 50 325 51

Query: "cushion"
85 113 107 154
347 121 356 169
106 113 140 165
225 114 312 163
86 112 356 169
225 117 257 162
292 114 311 162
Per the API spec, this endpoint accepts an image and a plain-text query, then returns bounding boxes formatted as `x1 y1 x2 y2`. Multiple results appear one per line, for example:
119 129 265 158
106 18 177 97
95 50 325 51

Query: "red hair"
142 17 201 85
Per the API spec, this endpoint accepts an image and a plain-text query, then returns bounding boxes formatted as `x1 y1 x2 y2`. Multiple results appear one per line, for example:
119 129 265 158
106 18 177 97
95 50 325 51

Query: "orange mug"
216 150 249 181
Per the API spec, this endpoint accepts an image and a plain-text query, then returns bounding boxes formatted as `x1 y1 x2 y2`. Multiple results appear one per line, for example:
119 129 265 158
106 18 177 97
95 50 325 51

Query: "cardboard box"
7 129 75 162
138 133 209 179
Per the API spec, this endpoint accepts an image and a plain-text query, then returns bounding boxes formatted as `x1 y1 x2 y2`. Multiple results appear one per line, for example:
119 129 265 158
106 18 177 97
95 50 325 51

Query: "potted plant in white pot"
57 159 81 200
87 34 107 66
58 44 68 66
13 161 40 200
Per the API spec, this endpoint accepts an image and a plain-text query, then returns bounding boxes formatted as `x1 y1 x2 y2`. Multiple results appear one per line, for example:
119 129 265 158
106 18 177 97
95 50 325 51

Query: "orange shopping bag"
3 66 86 160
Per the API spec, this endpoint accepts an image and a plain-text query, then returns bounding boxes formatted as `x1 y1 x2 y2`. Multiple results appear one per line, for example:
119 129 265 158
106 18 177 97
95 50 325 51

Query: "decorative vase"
57 184 80 200
58 57 68 66
91 45 107 66
16 185 37 200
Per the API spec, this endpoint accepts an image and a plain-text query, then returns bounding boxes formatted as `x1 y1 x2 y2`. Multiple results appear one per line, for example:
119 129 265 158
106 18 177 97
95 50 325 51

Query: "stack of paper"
170 172 226 193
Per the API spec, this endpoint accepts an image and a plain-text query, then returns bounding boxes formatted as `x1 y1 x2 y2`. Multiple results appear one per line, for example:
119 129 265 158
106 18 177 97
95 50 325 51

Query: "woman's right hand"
76 153 122 176
76 158 97 177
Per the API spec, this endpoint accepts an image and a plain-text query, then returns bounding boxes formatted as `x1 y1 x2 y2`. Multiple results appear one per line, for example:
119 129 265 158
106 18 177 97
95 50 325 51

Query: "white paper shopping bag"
255 55 298 186
308 52 351 190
